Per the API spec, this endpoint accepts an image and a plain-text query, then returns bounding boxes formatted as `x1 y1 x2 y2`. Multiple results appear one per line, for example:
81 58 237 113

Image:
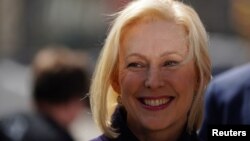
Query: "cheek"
176 66 197 108
163 72 196 94
119 70 145 96
162 64 197 106
170 64 197 93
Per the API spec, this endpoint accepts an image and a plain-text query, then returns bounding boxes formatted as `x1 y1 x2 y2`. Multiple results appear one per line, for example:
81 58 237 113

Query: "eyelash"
127 62 144 68
163 61 179 67
127 61 179 68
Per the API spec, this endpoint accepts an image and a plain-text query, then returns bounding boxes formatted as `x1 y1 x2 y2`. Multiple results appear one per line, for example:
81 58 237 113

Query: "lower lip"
141 99 173 111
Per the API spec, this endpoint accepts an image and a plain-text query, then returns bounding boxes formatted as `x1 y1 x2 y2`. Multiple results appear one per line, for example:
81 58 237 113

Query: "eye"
127 62 144 68
163 60 179 67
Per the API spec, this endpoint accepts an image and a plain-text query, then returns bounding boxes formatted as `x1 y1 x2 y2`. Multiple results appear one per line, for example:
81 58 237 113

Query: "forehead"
120 19 188 56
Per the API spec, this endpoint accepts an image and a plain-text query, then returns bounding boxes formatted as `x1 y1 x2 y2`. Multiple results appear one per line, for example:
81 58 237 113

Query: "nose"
145 67 164 89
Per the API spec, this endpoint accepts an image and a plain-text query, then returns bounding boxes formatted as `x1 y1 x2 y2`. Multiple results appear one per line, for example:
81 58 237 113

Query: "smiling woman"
90 0 211 141
117 20 197 139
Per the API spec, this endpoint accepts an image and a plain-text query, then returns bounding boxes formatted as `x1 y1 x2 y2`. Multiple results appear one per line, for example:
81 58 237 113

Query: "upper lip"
137 96 175 99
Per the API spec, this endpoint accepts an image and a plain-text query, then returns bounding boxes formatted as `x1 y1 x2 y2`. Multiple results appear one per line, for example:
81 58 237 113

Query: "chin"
141 119 171 131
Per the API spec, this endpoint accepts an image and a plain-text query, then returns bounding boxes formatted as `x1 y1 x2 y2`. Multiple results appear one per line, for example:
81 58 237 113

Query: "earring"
117 95 122 105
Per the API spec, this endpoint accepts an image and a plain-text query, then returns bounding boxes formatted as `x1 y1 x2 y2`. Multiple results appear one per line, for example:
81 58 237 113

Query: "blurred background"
0 0 250 141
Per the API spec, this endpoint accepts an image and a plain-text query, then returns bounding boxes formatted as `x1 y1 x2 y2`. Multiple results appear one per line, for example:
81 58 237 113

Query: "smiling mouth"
138 97 174 110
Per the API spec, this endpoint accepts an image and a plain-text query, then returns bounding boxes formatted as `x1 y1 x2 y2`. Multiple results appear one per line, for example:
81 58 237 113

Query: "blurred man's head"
32 45 89 127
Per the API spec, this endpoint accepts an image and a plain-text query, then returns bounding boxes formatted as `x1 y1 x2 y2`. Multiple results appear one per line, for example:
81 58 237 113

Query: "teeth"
144 98 170 106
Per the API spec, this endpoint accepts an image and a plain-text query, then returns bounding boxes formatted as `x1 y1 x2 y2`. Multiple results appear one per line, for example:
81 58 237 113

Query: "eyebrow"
126 51 183 59
160 51 184 58
126 53 147 60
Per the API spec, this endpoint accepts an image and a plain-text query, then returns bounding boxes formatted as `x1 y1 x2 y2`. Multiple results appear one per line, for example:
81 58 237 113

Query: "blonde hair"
90 0 211 138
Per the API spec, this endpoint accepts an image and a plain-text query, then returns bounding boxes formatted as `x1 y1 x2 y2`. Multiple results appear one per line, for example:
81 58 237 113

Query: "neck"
128 119 186 141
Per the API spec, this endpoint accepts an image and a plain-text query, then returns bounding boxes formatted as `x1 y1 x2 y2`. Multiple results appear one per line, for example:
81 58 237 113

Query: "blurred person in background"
0 45 90 141
198 63 250 141
198 0 250 140
90 0 211 141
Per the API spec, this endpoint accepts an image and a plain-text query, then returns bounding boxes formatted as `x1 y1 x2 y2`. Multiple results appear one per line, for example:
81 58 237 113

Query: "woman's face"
117 19 197 132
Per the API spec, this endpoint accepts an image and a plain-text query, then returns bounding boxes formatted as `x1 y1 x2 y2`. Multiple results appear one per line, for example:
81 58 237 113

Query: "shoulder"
178 130 199 141
212 63 250 89
205 63 250 104
0 113 74 141
90 134 114 141
0 113 31 140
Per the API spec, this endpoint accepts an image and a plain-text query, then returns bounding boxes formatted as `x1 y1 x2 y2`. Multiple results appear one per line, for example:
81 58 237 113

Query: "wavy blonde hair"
90 0 211 138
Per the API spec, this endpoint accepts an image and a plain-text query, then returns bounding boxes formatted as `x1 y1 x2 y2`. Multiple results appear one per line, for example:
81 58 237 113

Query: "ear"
110 67 121 94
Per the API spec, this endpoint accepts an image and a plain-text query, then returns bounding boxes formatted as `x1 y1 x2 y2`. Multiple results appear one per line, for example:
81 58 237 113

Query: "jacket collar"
111 106 198 141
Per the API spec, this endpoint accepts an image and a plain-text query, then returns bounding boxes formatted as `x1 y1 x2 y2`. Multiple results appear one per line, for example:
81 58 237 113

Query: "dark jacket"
0 112 74 141
199 64 250 141
91 106 199 141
